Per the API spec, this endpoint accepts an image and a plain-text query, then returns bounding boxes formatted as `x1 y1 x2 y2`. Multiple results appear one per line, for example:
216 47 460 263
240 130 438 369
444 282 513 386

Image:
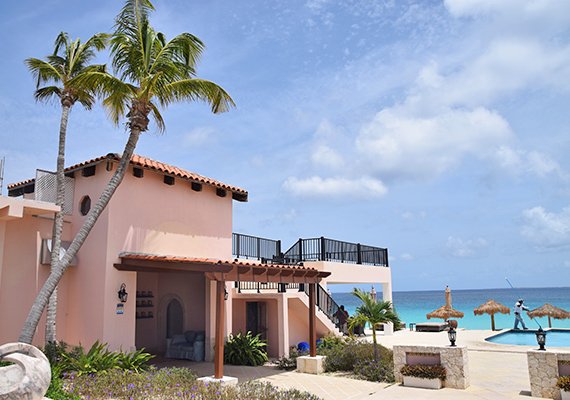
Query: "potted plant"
400 364 446 389
557 376 570 400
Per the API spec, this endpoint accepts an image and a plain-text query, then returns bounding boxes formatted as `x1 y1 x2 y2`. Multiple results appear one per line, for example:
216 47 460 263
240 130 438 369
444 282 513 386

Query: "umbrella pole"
491 314 495 331
548 316 552 328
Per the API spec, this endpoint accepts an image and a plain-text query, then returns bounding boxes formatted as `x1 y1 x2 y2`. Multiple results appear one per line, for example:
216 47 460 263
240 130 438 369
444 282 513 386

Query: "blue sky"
1 0 569 292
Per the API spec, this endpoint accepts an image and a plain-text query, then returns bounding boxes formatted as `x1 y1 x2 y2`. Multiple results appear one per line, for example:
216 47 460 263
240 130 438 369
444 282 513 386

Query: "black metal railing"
304 284 342 330
232 233 281 260
235 281 301 293
234 280 343 331
283 237 388 267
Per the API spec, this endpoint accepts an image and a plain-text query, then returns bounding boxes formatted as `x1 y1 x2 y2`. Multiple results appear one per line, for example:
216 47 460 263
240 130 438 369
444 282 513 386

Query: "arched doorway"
166 298 183 338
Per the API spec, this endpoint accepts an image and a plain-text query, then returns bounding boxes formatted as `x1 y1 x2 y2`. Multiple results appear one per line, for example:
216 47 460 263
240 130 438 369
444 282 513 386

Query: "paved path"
155 329 556 400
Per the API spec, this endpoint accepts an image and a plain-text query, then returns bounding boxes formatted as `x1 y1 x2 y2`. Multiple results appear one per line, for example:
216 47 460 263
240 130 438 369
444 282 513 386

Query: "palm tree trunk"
19 128 141 344
372 324 378 361
45 103 71 344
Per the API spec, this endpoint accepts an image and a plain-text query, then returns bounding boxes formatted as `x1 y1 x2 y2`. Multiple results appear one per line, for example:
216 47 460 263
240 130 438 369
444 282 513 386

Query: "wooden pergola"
114 253 331 379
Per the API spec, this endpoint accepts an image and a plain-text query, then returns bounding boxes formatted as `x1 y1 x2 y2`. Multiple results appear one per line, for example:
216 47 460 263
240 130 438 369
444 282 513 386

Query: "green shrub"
0 360 13 367
60 341 120 375
400 364 447 380
224 331 268 366
317 333 344 351
276 347 304 370
64 368 322 400
557 376 570 392
45 364 80 400
353 358 394 382
117 347 154 373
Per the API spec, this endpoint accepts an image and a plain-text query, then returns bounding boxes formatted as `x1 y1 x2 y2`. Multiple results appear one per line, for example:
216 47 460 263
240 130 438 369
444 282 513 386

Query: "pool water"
486 329 570 347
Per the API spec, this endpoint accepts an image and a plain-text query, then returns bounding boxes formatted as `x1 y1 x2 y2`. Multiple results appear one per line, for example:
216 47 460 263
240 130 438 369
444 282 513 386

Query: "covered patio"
114 253 331 381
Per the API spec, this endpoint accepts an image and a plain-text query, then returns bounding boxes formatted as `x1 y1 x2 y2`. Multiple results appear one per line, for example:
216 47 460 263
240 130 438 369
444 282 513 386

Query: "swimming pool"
486 329 570 347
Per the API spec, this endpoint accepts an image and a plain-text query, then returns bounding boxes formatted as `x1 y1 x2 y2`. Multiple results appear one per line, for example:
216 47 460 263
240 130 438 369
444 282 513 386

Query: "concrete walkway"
154 329 553 400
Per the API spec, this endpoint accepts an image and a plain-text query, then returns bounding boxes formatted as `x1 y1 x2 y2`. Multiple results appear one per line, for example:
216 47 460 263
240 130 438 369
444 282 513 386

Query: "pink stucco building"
0 154 392 361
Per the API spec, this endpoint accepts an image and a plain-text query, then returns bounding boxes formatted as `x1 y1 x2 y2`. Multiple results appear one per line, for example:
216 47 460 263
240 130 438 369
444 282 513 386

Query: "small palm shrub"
60 341 120 375
117 347 154 373
400 364 447 380
224 331 268 366
557 376 570 392
317 333 344 351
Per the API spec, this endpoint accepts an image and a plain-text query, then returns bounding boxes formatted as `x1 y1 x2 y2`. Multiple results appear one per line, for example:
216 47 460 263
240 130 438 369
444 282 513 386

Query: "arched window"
79 196 91 216
166 299 183 338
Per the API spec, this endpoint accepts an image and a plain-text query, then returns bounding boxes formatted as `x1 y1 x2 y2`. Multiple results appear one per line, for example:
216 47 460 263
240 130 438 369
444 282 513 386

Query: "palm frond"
148 101 165 133
34 86 61 103
25 58 63 88
114 0 154 34
53 32 69 56
160 78 235 113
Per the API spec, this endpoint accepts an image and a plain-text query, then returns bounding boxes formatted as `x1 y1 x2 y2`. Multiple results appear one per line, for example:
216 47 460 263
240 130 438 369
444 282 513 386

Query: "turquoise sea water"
332 287 570 330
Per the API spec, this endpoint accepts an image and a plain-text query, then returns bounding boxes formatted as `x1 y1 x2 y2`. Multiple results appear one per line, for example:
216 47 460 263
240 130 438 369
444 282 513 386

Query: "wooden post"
214 280 225 379
309 283 316 357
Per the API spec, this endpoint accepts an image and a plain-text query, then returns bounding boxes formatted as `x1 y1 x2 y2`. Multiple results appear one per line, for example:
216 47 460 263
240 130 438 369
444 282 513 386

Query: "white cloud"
283 176 387 199
311 145 344 169
400 253 414 261
521 206 570 248
446 236 488 258
493 146 564 178
356 106 512 180
401 211 427 220
182 127 215 147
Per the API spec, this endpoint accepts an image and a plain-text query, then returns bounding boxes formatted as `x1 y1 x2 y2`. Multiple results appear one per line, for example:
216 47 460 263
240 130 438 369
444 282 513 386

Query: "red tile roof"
118 252 319 273
8 153 248 201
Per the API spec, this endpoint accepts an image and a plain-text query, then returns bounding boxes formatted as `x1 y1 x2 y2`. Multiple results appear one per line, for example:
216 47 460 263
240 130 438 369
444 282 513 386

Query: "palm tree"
349 288 400 361
18 0 235 344
25 32 108 344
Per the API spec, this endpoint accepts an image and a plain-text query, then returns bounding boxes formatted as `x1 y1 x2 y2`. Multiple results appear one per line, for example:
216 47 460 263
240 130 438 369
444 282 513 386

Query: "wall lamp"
118 283 128 303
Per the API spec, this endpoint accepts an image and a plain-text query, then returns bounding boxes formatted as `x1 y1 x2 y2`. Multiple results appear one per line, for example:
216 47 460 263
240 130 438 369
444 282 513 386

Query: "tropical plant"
59 341 120 376
400 364 447 380
321 337 393 378
558 376 570 392
224 331 268 366
25 32 108 344
19 0 234 344
116 347 154 373
276 347 304 370
348 288 401 361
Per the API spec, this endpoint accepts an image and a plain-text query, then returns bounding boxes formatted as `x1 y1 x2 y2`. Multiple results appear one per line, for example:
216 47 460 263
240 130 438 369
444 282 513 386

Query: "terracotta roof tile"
118 252 318 272
8 153 248 201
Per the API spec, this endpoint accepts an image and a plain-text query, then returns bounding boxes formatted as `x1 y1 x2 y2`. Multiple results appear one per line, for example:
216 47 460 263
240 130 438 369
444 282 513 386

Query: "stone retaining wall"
527 350 570 400
393 345 469 389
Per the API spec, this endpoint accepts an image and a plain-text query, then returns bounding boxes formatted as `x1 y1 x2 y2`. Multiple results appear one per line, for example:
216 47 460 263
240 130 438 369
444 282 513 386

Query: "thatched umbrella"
426 286 465 321
527 303 570 328
473 299 510 331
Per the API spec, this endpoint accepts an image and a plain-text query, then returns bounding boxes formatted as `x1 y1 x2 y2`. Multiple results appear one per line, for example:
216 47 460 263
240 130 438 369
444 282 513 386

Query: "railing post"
276 240 281 259
298 238 303 262
236 234 240 259
320 237 326 261
385 248 389 267
257 237 261 260
357 243 362 264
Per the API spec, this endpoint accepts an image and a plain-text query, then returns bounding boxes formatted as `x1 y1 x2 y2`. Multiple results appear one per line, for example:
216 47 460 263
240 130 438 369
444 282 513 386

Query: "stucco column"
382 282 392 303
0 221 5 288
277 294 290 357
224 281 232 336
205 279 217 361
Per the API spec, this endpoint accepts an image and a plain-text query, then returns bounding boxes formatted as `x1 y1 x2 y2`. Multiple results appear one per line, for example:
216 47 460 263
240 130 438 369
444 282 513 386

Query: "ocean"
331 287 570 330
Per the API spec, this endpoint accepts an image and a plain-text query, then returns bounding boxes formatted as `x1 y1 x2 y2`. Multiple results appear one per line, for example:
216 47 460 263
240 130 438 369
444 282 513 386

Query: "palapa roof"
473 299 510 316
527 303 570 320
426 305 464 320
